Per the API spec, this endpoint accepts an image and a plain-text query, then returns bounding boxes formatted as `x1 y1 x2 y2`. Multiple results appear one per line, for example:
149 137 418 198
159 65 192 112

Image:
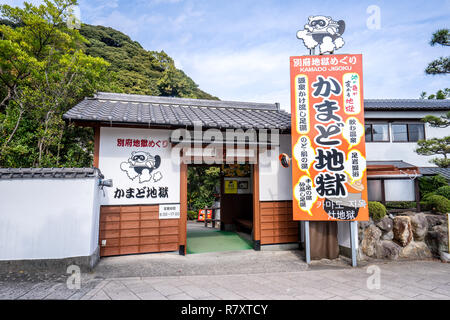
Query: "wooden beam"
415 178 421 212
252 153 261 243
93 126 100 168
381 179 386 205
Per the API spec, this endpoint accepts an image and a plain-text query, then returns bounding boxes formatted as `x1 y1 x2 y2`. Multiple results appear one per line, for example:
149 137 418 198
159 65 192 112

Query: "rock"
358 220 371 230
410 213 429 241
375 216 393 232
361 224 382 257
393 216 413 247
399 241 433 259
425 224 449 255
398 211 416 217
440 251 450 263
425 214 446 229
381 230 394 241
375 240 402 260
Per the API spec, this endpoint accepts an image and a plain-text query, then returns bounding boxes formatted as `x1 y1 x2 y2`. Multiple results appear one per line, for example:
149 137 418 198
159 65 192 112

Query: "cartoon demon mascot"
120 151 162 183
296 16 345 54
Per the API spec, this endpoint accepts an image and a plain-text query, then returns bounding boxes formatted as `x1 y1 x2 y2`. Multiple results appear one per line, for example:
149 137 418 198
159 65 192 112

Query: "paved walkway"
0 251 449 300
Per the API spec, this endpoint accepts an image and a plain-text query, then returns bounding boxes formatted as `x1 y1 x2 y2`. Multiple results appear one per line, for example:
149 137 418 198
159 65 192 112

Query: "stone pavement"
0 251 449 300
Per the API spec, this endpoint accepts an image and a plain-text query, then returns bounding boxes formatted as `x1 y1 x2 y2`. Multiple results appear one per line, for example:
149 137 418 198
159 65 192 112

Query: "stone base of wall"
261 243 299 251
358 212 448 262
0 246 100 274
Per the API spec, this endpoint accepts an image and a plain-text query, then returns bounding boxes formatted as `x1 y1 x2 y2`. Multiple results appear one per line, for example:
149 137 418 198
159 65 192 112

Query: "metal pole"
350 221 357 267
305 221 311 264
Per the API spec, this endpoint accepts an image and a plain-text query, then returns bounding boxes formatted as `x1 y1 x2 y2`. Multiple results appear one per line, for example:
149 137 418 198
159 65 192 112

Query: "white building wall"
259 134 293 201
337 222 358 249
384 179 415 201
0 178 101 261
365 110 448 167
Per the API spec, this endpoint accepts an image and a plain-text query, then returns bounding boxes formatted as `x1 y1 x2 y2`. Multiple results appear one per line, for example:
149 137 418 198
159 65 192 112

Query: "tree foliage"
416 29 450 168
0 0 109 167
0 0 217 168
187 166 221 211
79 24 218 99
425 28 449 75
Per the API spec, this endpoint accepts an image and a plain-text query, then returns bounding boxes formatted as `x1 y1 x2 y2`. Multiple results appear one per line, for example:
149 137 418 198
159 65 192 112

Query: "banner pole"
350 221 357 267
305 221 311 264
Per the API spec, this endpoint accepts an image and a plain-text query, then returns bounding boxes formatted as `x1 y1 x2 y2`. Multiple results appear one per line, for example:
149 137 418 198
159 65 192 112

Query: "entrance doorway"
186 164 255 254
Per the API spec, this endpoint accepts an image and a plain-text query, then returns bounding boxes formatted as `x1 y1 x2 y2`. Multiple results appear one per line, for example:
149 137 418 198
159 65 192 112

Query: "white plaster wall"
384 179 415 201
337 221 358 249
365 111 448 167
0 178 101 261
259 134 293 201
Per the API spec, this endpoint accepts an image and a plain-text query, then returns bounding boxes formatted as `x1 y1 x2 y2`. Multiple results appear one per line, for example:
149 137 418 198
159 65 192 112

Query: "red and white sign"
290 54 369 221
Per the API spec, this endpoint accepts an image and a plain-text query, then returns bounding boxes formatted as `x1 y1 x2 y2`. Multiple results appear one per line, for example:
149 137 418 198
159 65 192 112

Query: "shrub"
426 195 450 214
436 185 450 200
187 210 198 220
368 201 387 221
385 201 416 209
419 174 448 198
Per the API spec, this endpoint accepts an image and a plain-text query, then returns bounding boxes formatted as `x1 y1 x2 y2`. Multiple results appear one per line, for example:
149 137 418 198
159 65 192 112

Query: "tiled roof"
63 92 291 131
367 160 417 169
364 99 450 111
419 167 450 180
0 168 102 179
63 93 449 130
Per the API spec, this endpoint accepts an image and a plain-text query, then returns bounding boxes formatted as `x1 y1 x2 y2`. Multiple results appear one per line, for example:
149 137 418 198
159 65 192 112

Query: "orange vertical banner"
290 54 369 221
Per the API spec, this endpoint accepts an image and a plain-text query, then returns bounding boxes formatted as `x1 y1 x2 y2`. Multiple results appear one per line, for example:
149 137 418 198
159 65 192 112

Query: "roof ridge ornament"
296 15 346 55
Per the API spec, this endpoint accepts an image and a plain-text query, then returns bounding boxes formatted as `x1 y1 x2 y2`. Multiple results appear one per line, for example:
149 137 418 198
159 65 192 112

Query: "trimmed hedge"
368 201 387 221
427 195 450 214
436 185 450 200
385 201 416 209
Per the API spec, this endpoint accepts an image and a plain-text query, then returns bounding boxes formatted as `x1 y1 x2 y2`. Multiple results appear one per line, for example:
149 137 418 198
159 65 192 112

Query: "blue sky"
5 0 450 111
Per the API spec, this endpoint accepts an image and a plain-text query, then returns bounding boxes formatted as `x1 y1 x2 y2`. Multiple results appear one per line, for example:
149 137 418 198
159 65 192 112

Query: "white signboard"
159 204 180 219
99 127 180 205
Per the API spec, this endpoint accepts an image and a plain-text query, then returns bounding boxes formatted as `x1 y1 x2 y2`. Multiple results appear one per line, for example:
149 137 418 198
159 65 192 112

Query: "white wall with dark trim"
0 178 101 261
365 110 448 167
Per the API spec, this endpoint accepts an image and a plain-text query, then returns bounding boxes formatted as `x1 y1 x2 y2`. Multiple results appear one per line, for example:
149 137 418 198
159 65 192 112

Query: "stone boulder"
381 230 394 241
424 214 446 229
375 216 393 233
393 216 413 247
361 224 382 257
375 240 402 260
425 224 449 255
399 241 433 259
410 213 429 241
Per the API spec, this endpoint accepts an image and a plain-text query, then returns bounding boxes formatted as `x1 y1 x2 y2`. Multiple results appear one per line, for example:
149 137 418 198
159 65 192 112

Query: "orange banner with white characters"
290 54 369 221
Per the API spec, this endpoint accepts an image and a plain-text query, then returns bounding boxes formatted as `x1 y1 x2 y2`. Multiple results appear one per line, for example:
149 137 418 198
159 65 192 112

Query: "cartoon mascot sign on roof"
296 16 346 54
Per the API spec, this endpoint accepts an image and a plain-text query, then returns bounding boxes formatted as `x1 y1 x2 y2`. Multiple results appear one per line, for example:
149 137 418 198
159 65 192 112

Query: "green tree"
425 28 449 75
187 166 221 211
415 136 450 168
415 29 449 168
416 112 450 168
78 24 218 100
0 0 109 167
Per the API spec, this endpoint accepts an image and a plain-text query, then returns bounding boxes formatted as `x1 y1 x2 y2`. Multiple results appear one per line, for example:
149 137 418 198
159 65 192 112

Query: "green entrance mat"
186 229 253 254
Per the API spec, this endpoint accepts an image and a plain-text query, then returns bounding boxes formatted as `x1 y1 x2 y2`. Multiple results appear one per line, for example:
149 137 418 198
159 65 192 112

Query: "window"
365 123 389 142
392 123 425 142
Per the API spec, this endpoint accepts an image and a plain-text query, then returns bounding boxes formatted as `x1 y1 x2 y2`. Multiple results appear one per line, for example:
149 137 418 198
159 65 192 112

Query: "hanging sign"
290 54 369 221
